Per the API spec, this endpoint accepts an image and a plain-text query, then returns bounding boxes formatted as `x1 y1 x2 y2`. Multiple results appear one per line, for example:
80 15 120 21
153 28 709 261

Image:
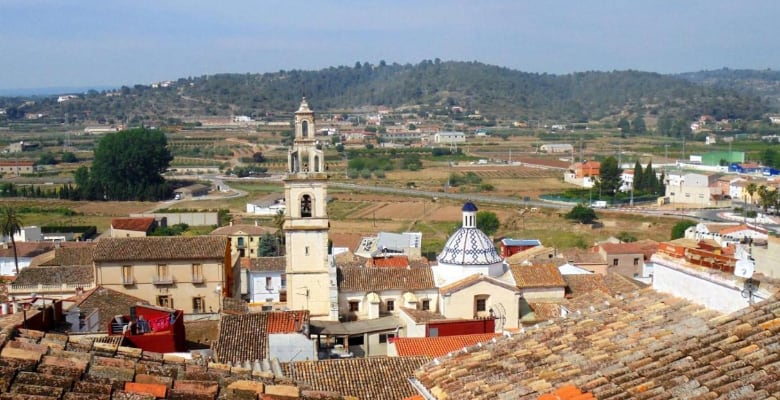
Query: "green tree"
476 211 500 236
61 151 78 163
89 128 173 201
631 116 646 134
632 161 644 192
596 156 623 199
565 204 597 224
0 205 23 274
616 231 638 243
617 118 631 134
272 210 286 248
37 152 57 165
671 220 697 240
259 232 280 256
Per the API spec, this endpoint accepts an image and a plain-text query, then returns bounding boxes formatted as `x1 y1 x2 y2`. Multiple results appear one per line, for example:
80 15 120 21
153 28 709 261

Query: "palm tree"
272 209 286 253
746 182 758 210
0 205 23 275
757 186 778 214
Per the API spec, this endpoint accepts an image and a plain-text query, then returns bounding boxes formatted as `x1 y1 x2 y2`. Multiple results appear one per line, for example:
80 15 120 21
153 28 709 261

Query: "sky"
1 0 779 91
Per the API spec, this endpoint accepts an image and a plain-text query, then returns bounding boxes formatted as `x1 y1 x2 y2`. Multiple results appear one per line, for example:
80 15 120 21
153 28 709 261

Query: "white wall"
651 255 771 314
269 333 316 361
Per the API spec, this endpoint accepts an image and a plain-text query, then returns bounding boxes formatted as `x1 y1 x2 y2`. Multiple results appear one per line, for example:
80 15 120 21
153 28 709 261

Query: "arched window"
301 120 309 138
313 155 320 172
301 194 312 218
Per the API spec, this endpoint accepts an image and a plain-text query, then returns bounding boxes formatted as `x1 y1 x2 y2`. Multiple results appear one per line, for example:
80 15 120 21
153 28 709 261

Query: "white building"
244 256 287 307
434 131 466 144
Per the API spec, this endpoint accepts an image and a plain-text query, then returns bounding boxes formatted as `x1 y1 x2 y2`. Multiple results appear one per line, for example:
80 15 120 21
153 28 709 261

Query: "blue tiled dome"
437 227 502 265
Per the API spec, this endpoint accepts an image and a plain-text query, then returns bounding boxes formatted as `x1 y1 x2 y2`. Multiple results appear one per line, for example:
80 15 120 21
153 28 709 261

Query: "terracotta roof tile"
399 308 446 323
370 255 410 268
12 265 93 286
111 218 156 233
212 313 268 364
283 356 430 400
394 333 498 357
511 264 567 288
38 245 95 267
93 236 228 262
563 274 610 297
69 286 148 331
0 242 55 259
413 288 780 399
267 310 309 334
243 256 285 272
602 272 647 295
439 273 520 295
338 266 435 292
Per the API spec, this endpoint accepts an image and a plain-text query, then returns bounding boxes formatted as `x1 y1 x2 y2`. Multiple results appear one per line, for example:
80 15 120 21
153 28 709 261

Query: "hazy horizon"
2 1 779 91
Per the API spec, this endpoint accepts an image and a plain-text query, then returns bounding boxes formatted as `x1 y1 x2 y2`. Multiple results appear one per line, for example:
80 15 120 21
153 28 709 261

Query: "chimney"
229 221 233 227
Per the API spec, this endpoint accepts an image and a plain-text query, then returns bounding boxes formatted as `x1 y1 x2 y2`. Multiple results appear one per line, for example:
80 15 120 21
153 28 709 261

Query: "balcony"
122 277 135 286
153 275 175 285
191 274 205 284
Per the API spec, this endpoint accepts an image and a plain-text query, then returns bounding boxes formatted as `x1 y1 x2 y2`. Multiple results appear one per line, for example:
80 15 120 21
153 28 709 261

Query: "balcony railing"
153 275 175 285
122 277 135 285
9 282 96 295
191 274 205 283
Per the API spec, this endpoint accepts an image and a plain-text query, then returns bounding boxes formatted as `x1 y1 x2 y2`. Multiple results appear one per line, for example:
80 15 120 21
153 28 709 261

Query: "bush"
670 220 697 240
565 204 597 224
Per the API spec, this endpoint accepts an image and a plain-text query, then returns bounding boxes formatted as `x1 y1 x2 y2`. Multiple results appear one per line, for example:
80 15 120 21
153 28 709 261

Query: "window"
157 295 172 308
476 298 487 312
266 277 273 290
192 263 203 283
280 274 286 289
379 333 395 344
155 264 172 284
613 258 619 266
421 299 430 311
429 327 439 337
633 258 640 266
386 300 395 312
122 265 133 285
302 120 309 137
192 297 205 313
305 246 309 256
301 195 312 217
349 301 359 312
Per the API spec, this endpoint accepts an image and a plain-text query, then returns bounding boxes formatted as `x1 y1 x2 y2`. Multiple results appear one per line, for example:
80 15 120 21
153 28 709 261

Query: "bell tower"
284 98 336 320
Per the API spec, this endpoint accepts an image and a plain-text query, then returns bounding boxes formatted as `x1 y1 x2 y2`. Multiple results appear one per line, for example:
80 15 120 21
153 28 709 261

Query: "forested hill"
676 68 780 108
0 61 769 124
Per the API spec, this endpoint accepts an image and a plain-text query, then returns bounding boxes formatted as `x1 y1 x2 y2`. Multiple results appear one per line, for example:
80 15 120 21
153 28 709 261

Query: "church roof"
437 227 503 265
338 266 435 292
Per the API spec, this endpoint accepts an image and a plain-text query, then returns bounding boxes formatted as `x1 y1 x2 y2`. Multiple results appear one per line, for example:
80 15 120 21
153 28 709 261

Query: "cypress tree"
633 161 644 192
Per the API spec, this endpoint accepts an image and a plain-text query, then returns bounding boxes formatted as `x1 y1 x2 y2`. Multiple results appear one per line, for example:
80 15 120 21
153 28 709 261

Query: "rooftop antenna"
735 244 758 304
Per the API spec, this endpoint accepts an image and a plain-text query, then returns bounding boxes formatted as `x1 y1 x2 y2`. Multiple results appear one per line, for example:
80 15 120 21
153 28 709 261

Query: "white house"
246 198 286 216
245 256 287 307
434 131 466 144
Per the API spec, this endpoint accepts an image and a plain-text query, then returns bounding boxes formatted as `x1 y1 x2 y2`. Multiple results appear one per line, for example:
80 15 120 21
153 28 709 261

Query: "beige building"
438 274 521 332
0 160 34 175
337 266 438 321
110 217 156 238
284 98 338 320
597 240 658 280
210 223 276 258
93 236 235 314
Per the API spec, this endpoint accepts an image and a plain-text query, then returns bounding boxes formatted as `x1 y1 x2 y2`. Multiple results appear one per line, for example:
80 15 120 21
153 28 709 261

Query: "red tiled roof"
243 256 286 272
370 255 409 268
338 266 435 292
0 242 55 258
267 310 309 334
719 224 767 235
111 217 155 232
93 236 228 262
563 274 610 297
511 264 566 288
394 333 498 357
439 274 520 295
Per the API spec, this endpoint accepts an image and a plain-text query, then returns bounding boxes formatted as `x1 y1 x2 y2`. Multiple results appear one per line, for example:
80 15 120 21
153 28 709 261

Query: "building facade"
93 236 233 314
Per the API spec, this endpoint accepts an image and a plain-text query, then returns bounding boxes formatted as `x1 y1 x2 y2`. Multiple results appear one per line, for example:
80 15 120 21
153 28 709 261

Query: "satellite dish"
734 257 755 279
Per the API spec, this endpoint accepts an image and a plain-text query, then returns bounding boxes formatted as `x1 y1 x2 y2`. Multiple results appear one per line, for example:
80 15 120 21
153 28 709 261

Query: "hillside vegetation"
0 61 770 125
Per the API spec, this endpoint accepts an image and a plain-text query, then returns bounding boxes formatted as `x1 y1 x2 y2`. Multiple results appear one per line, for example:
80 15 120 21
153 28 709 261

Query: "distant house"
9 243 96 299
438 273 521 332
664 171 729 206
499 238 541 258
246 198 286 216
243 256 286 306
0 225 42 243
354 231 423 259
110 217 156 238
540 144 573 154
173 183 210 199
0 160 35 175
212 311 314 363
597 240 658 281
564 160 600 188
210 223 276 258
433 131 466 144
